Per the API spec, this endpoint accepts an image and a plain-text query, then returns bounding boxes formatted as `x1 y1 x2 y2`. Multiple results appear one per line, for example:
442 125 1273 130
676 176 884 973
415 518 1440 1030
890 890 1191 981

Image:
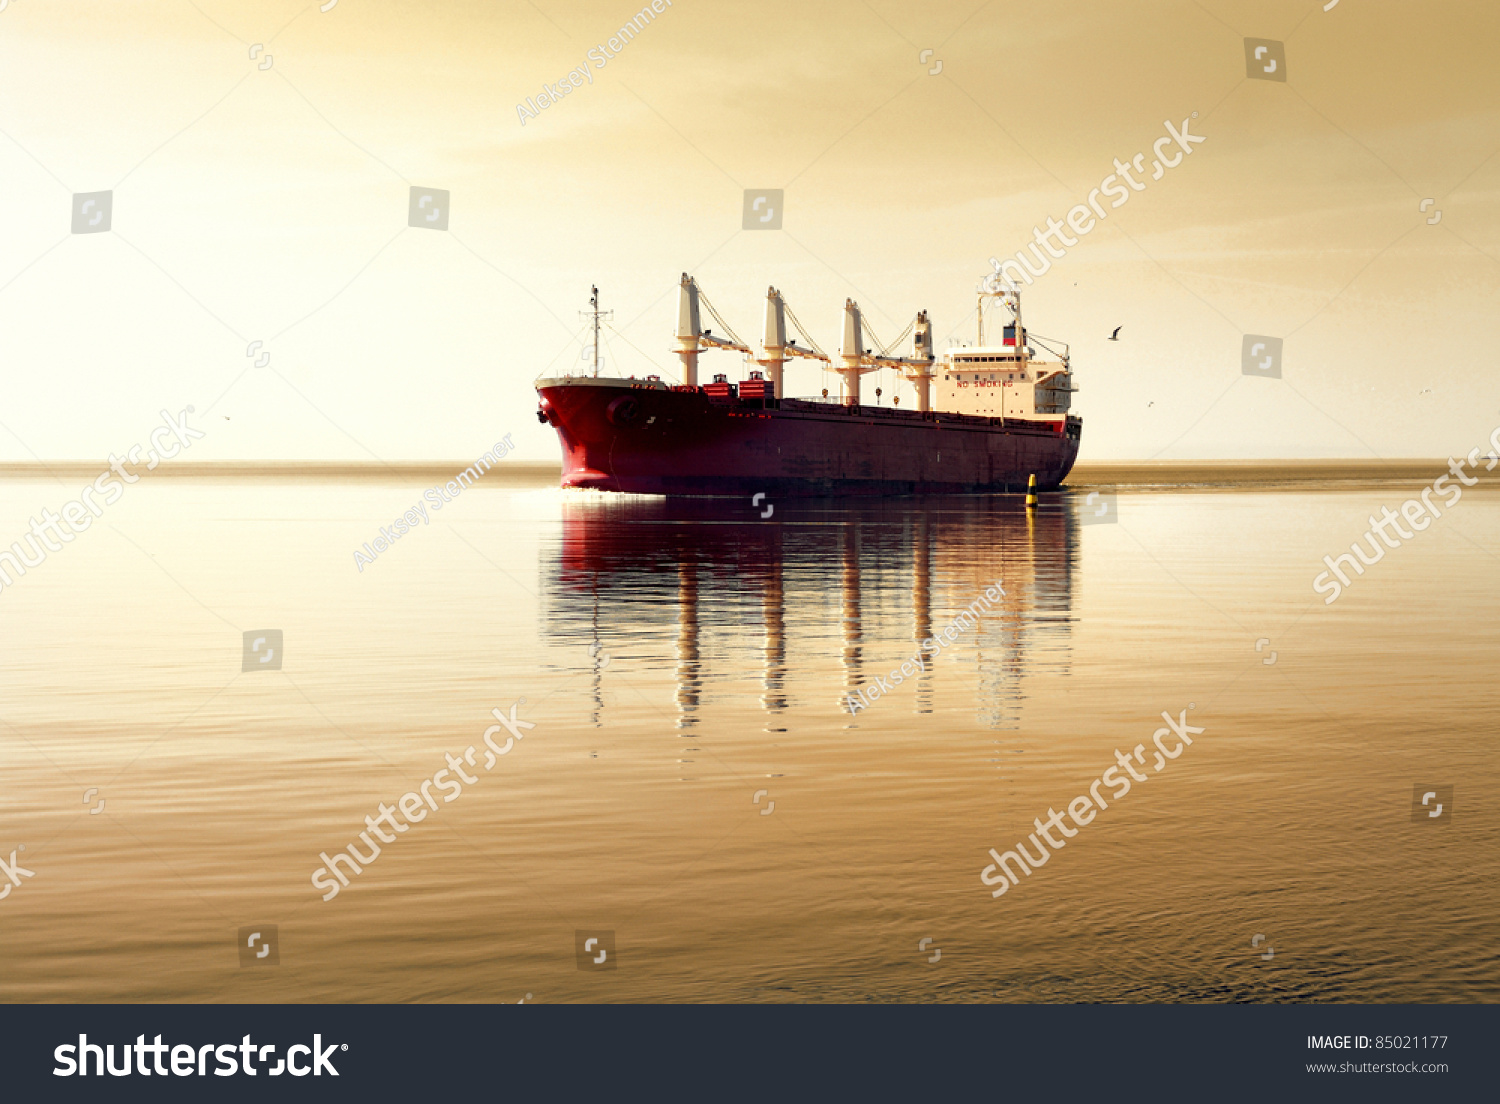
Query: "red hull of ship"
536 379 1081 496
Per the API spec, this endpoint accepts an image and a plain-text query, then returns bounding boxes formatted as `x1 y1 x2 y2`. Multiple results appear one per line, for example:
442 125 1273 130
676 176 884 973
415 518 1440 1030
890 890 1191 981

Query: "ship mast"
977 282 1026 373
1017 285 1027 375
583 286 613 378
591 286 600 377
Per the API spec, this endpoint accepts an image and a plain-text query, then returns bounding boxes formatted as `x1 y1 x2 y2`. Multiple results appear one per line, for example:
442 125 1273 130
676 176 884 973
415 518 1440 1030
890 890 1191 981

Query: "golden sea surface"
0 462 1496 1003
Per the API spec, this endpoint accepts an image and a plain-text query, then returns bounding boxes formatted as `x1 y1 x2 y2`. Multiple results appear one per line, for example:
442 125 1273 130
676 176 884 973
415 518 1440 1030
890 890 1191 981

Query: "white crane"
674 274 932 407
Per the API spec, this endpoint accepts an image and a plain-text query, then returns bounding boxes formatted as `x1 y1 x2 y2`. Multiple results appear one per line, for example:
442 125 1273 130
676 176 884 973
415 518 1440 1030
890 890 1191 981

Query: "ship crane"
674 273 750 386
758 286 829 398
676 274 933 409
881 311 936 412
837 299 936 410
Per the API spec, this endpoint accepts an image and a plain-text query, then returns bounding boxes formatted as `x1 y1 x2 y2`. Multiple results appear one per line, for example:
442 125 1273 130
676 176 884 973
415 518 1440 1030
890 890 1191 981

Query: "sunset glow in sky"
1 0 1497 461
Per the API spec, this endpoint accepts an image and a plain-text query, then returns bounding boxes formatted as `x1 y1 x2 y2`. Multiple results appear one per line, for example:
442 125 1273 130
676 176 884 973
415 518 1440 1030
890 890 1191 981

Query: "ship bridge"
939 284 1075 419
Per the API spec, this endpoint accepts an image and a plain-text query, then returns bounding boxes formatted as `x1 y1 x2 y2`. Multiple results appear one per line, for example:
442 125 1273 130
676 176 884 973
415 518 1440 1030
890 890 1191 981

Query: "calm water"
0 464 1496 1003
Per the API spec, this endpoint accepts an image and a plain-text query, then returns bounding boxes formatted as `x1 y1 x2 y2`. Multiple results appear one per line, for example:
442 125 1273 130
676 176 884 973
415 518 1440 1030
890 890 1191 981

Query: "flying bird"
1109 326 1122 341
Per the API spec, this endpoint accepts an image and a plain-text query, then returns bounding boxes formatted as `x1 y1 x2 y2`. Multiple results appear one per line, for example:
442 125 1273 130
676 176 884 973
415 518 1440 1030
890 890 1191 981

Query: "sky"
0 0 1497 461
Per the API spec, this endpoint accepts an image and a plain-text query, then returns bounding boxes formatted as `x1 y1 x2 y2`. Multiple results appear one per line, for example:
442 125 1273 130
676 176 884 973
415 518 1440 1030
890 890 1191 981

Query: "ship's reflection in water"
542 496 1078 730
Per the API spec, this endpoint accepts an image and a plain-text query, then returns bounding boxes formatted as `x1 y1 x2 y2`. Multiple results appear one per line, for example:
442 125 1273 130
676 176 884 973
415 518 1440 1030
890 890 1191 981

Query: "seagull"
1419 388 1432 395
1109 326 1122 341
1147 401 1154 407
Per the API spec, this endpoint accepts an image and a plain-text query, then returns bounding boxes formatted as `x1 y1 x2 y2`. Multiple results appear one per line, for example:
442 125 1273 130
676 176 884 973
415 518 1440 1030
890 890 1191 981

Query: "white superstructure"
936 286 1074 420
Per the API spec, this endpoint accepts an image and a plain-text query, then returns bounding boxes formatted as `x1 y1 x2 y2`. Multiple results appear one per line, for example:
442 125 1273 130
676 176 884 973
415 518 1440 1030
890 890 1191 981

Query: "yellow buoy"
1025 473 1038 508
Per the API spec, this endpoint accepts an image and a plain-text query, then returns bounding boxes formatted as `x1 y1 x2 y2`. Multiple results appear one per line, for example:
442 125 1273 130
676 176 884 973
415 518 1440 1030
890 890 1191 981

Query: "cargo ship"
535 274 1081 496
